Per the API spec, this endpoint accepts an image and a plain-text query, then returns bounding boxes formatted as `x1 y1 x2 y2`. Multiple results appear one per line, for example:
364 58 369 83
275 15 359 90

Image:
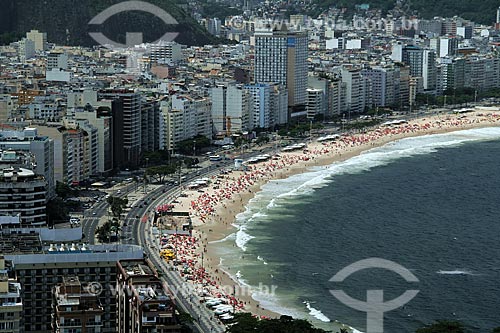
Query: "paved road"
80 146 283 332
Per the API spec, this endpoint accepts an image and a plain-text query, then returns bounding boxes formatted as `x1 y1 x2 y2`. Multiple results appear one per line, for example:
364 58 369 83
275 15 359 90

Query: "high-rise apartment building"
245 84 271 129
254 26 308 119
26 30 47 52
401 46 437 92
0 257 22 333
99 90 142 169
52 276 104 333
3 240 143 333
116 259 181 333
0 127 55 199
341 67 370 114
72 104 114 176
18 38 35 63
163 94 212 152
46 52 68 71
149 42 183 64
0 150 46 225
210 83 250 135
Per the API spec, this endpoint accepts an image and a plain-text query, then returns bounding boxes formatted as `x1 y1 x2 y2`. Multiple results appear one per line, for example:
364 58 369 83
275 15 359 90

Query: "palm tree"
109 219 122 240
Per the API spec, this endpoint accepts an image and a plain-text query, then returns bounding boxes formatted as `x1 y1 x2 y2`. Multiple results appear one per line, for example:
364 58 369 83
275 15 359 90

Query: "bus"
209 155 222 162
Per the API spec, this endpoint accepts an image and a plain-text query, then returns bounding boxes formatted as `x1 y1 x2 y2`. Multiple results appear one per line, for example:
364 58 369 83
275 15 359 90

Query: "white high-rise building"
430 37 458 58
306 88 324 119
391 42 404 62
341 67 370 114
46 52 68 71
149 41 183 64
362 66 402 107
0 128 55 199
164 95 212 151
245 84 271 129
210 84 250 135
422 50 437 91
254 26 307 117
18 38 35 62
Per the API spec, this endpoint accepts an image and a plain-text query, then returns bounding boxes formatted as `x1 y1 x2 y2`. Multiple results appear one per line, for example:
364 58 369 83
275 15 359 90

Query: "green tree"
145 164 178 183
46 198 70 227
176 135 210 155
106 196 128 218
109 219 122 239
55 181 77 199
95 223 111 243
416 320 465 333
227 313 328 333
256 135 270 146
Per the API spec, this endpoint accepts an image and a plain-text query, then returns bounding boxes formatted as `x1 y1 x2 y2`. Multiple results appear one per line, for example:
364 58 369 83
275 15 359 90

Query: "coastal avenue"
82 145 282 333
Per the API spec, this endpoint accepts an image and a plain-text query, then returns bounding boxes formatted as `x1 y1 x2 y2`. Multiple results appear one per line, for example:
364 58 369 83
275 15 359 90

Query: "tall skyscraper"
99 90 142 169
401 46 437 92
254 26 308 120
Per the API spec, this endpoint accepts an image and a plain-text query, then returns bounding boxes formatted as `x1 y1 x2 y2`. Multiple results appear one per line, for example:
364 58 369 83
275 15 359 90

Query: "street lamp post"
193 140 196 157
143 157 149 194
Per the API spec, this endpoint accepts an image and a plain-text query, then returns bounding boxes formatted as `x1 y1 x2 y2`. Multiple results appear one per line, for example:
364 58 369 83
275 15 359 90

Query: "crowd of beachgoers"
155 110 500 318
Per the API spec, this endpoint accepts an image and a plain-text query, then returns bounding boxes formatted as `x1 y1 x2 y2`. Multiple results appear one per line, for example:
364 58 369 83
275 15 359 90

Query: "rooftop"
0 233 43 254
120 260 156 277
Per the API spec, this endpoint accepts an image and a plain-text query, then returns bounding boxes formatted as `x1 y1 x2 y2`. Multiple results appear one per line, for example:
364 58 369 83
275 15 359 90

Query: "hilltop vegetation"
309 0 498 24
0 0 218 46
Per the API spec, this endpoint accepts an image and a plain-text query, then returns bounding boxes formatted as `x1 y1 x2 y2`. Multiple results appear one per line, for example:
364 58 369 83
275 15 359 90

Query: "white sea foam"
251 291 304 319
208 232 236 244
256 255 268 265
267 198 280 209
219 266 251 287
304 301 331 322
351 329 364 333
437 269 474 276
251 212 268 220
235 225 254 252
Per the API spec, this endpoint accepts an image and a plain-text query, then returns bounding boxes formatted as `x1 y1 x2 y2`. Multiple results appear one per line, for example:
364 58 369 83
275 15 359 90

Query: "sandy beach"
159 107 500 327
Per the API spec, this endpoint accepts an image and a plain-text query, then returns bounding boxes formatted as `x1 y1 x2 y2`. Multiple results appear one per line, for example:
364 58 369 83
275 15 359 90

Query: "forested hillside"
0 0 217 46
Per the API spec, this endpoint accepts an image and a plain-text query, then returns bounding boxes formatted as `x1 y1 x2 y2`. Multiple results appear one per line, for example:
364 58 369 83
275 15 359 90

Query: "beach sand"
166 108 500 328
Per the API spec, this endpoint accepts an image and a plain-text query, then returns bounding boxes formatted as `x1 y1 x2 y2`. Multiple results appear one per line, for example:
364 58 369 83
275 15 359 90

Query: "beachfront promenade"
136 171 225 333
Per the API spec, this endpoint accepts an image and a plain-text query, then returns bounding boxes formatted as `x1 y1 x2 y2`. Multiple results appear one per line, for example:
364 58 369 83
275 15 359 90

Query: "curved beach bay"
210 126 500 332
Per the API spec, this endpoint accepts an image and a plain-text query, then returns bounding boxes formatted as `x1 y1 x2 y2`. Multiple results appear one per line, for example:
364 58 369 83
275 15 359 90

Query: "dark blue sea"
212 127 500 332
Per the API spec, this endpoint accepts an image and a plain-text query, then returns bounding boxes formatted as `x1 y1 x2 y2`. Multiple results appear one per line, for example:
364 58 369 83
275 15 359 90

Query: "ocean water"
212 127 500 332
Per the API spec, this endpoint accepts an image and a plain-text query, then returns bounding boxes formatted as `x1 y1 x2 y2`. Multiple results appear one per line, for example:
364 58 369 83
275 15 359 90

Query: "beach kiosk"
234 159 244 170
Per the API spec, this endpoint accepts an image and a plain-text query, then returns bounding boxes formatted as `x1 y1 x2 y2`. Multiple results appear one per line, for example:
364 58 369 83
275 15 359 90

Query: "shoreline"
170 108 500 330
